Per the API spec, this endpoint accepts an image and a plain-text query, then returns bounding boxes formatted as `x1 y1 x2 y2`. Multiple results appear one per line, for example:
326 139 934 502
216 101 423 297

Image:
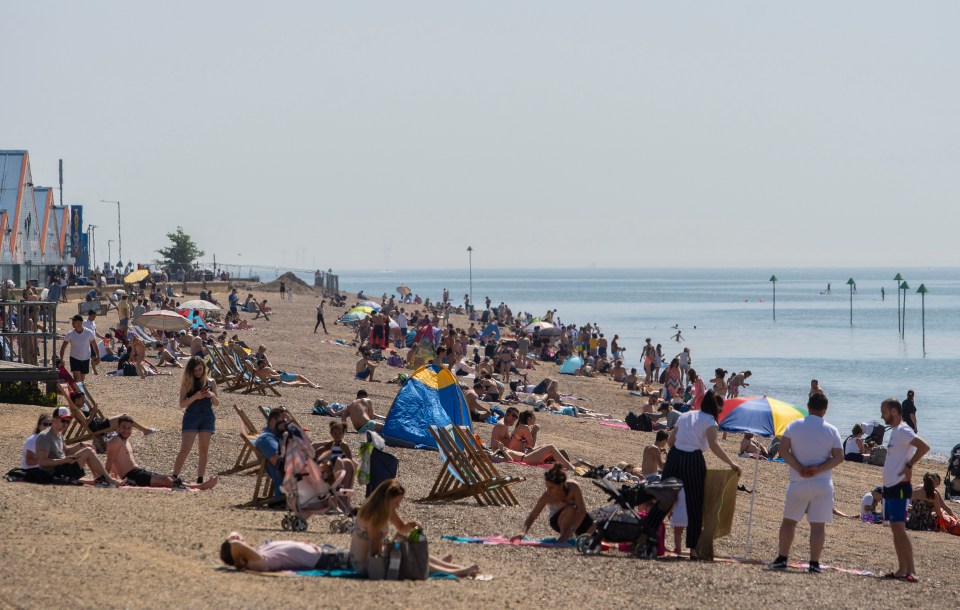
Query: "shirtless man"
622 368 640 391
490 407 519 450
341 389 385 433
641 431 669 482
190 330 204 358
466 383 495 422
106 416 217 490
739 433 769 458
610 360 627 383
355 350 379 382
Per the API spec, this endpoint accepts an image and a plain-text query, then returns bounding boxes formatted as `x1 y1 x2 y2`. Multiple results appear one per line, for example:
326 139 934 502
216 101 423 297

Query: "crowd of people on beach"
4 281 959 584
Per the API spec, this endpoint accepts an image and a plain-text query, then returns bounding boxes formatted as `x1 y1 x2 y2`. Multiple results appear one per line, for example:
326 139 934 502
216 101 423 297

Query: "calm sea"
291 267 958 458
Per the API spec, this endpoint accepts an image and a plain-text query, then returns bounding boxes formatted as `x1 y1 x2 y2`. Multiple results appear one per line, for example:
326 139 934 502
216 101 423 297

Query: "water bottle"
387 541 401 580
408 526 423 542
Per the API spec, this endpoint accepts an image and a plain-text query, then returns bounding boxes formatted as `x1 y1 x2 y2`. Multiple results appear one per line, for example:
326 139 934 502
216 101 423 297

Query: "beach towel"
694 469 739 560
441 535 573 548
213 566 457 579
600 422 630 430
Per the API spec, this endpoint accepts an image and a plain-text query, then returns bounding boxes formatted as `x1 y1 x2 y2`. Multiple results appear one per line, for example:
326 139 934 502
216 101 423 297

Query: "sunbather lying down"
541 399 613 420
221 532 350 572
487 409 580 471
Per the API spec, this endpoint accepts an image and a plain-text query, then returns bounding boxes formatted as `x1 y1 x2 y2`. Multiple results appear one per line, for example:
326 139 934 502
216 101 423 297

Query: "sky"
2 2 958 271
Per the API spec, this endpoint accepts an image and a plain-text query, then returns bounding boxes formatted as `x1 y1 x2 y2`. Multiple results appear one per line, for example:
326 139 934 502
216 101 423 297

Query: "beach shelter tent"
481 322 500 342
381 364 472 450
559 356 583 375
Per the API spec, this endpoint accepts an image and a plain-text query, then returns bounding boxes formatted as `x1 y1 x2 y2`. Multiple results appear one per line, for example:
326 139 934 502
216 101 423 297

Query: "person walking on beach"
314 300 328 334
59 314 99 382
879 398 929 582
642 339 656 384
770 391 844 573
279 280 286 300
901 390 917 433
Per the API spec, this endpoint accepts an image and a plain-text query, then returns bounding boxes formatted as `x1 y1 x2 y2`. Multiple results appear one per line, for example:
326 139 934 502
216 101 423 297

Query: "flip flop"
883 572 905 580
903 574 920 583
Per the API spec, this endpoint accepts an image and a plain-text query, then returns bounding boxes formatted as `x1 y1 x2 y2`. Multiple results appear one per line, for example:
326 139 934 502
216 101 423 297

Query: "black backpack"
625 411 653 432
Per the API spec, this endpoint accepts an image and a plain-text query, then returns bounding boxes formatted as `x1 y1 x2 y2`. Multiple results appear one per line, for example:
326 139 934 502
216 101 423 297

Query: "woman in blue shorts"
171 356 219 485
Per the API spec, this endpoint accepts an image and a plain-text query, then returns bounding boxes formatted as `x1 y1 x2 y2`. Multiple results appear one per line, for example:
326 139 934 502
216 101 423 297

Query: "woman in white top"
20 415 53 483
844 424 867 462
662 390 741 557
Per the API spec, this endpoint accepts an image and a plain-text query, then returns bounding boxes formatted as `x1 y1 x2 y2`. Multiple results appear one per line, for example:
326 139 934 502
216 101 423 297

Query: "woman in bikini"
494 410 578 470
350 479 480 577
512 465 595 543
907 472 957 532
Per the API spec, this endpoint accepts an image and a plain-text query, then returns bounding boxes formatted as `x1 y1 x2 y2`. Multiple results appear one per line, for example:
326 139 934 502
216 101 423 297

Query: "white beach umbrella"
179 299 221 311
135 310 192 332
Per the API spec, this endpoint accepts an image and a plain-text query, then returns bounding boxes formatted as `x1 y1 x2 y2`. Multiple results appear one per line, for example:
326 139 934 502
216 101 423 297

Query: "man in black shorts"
106 416 217 490
36 407 118 487
58 314 99 382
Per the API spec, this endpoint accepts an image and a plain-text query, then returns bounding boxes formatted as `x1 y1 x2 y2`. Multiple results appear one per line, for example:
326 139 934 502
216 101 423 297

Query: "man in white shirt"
880 398 929 582
770 391 844 573
82 311 102 338
59 315 99 382
395 309 408 348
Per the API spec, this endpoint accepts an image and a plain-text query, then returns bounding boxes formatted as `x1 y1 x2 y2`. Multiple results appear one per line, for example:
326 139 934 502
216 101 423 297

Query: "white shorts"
671 487 688 528
784 479 834 523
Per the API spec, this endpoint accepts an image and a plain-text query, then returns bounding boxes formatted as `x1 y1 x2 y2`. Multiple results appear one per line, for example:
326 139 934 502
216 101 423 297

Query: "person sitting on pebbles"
106 416 217 490
512 465 596 543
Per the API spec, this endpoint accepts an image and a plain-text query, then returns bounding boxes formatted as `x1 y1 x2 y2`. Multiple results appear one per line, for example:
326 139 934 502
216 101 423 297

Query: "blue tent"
481 322 500 342
381 364 472 450
558 356 583 375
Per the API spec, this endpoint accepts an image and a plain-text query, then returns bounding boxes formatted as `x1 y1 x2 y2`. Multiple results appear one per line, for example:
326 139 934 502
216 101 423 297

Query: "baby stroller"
576 477 683 560
861 421 887 448
279 424 355 533
945 443 960 501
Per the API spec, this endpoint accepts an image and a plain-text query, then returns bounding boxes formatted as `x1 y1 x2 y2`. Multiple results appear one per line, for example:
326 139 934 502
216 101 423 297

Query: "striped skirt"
661 447 706 549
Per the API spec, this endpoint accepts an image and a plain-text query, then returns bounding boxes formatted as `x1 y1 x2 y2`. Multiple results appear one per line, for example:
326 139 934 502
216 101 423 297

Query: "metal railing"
0 301 59 368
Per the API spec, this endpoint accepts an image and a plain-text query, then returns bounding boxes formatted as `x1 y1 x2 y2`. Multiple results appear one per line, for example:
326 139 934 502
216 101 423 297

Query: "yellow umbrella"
124 269 150 284
349 305 375 314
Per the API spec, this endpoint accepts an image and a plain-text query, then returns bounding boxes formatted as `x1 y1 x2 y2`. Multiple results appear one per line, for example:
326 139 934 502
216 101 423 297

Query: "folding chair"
59 382 111 447
218 405 265 476
240 359 282 396
419 424 524 507
239 434 278 507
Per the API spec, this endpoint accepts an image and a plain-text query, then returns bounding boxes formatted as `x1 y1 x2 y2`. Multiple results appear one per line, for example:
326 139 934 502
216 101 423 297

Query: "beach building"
0 150 74 286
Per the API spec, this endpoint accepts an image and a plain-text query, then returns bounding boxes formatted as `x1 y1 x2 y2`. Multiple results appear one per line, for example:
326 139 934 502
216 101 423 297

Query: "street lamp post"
893 273 903 333
100 200 121 266
467 246 473 313
769 275 778 321
916 284 929 355
900 281 910 339
107 239 113 268
846 278 855 326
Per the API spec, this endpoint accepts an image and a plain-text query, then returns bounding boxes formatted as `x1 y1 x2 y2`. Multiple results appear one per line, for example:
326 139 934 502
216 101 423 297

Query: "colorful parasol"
124 269 150 284
718 396 807 438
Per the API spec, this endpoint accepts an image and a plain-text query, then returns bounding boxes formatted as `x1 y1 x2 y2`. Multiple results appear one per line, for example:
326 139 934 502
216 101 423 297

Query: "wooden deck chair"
218 405 265 476
449 425 523 506
419 424 523 507
216 345 250 392
240 358 282 396
59 382 111 446
239 433 278 507
205 344 235 386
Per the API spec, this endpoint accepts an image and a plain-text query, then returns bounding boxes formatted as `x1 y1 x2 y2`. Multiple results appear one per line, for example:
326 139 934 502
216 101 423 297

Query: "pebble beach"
1 284 958 609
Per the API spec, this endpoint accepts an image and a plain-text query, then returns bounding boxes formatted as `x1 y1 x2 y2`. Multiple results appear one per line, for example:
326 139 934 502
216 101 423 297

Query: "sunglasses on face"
40 421 52 427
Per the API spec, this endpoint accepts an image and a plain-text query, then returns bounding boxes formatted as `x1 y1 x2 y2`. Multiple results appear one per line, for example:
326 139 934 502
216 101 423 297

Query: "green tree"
156 226 204 273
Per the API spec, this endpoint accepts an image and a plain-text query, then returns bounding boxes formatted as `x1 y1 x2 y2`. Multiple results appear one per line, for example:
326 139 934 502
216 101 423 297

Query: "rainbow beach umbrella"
717 395 807 557
718 396 807 438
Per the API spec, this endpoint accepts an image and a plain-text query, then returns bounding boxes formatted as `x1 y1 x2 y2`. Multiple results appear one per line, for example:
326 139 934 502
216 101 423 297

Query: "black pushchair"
576 477 683 560
945 443 960 501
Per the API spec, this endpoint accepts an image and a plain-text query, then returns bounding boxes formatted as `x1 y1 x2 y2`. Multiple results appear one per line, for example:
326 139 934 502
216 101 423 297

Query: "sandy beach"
2 287 958 610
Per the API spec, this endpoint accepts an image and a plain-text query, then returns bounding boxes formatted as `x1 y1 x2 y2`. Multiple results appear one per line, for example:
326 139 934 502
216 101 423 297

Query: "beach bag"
366 536 429 580
868 446 887 466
